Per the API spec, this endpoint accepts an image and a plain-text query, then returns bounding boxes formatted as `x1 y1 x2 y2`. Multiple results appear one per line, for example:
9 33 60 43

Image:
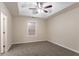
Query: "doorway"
1 11 7 53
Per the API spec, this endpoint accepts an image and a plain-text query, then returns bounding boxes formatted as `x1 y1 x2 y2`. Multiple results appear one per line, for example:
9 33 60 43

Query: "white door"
1 12 7 53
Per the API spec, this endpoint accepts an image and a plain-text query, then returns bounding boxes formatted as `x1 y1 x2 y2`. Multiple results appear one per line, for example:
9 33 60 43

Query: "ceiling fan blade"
44 10 48 13
37 2 43 8
44 5 52 8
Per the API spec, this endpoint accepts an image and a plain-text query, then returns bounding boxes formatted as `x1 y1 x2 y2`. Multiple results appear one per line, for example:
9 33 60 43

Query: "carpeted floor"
0 41 79 56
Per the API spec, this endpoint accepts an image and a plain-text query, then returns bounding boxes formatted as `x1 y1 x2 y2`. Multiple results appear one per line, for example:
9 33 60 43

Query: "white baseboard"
48 40 79 54
12 40 46 45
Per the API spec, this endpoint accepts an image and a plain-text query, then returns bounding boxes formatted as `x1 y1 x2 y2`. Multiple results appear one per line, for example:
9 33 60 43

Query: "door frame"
1 11 7 53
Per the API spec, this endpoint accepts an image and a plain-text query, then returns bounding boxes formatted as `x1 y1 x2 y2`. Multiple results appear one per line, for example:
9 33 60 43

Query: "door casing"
1 11 7 53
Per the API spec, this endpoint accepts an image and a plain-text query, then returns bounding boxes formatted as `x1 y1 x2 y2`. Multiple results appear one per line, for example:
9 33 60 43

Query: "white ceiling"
4 2 75 18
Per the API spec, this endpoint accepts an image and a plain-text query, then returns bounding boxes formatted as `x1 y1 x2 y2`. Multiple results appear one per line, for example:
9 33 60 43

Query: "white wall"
47 6 79 53
0 3 12 52
12 16 47 44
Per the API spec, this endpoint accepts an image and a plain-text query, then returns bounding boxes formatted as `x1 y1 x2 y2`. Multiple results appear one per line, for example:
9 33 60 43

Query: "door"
1 12 7 53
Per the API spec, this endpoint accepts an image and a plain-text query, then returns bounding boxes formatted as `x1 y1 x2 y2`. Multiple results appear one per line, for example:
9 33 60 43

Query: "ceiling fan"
29 2 52 14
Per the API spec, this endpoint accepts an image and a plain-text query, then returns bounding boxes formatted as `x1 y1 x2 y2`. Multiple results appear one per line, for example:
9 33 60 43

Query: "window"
27 21 36 36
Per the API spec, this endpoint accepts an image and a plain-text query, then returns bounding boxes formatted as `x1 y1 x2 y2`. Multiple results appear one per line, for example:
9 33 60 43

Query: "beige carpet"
0 41 79 56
